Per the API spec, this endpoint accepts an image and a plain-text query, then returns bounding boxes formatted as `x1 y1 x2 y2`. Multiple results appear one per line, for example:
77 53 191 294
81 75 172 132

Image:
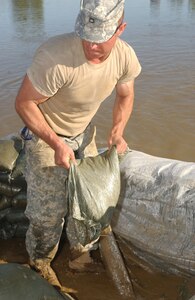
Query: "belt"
57 133 73 138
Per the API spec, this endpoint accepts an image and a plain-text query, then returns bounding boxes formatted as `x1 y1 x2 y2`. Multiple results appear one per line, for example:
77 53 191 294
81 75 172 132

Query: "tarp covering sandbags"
112 150 195 276
0 135 28 239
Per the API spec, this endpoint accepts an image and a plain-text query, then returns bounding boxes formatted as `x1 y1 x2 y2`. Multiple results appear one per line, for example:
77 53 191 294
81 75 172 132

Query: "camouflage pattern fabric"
75 0 125 43
24 124 98 263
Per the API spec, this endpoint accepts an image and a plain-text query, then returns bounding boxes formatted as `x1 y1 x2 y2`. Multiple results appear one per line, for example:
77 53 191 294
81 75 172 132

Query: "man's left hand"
108 134 128 154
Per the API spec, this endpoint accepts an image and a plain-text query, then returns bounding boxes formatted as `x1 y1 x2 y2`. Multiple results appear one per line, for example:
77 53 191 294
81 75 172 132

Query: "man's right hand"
54 141 77 169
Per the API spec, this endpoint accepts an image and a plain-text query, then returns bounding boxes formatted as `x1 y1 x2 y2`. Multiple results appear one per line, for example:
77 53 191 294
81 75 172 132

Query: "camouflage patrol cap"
75 0 125 43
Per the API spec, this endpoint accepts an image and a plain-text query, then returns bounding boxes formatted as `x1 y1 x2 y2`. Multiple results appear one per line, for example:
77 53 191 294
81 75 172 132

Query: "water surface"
0 0 194 161
0 1 195 299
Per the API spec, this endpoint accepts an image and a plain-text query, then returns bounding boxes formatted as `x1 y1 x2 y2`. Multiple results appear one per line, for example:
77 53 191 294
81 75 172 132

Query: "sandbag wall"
0 135 29 239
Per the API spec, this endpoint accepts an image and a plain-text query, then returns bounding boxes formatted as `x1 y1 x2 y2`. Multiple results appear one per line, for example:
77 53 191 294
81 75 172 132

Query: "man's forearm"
15 100 63 151
108 81 134 153
111 93 134 137
111 80 134 137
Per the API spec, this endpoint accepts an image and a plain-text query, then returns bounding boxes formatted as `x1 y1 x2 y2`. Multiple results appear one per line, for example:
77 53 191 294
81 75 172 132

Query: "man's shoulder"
114 38 140 66
38 32 80 53
115 38 134 53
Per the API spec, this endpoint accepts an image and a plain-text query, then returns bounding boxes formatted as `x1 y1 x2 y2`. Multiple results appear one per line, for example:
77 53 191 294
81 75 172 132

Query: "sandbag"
0 138 23 172
0 208 12 221
0 208 16 239
0 171 26 189
14 223 29 238
67 146 120 246
11 148 26 179
0 219 17 239
0 220 29 239
0 182 21 197
0 207 29 239
0 171 10 183
112 150 195 275
0 263 73 300
0 135 27 239
0 195 12 211
12 191 27 209
9 175 27 190
5 209 28 224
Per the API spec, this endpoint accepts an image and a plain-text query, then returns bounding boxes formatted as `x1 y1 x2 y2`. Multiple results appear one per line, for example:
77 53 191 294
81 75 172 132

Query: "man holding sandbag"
15 0 141 291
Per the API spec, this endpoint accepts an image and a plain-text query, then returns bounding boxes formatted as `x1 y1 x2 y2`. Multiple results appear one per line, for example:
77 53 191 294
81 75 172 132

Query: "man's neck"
86 53 111 64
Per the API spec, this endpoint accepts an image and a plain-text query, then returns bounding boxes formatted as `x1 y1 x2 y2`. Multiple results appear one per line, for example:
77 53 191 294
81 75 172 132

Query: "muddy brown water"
0 0 195 299
0 236 194 300
0 0 194 162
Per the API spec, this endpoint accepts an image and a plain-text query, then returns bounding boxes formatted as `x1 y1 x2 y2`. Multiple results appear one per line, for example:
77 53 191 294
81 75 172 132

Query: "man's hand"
54 142 77 169
108 134 128 154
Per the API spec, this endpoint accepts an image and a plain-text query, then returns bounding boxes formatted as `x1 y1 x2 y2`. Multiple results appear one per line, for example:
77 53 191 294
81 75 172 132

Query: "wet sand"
0 236 194 300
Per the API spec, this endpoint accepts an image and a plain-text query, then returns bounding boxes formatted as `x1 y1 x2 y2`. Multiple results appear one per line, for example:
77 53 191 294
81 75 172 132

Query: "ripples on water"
0 0 194 163
0 1 195 299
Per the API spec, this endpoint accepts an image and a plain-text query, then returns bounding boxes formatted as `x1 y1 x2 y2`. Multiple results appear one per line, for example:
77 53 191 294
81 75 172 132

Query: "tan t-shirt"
27 32 141 136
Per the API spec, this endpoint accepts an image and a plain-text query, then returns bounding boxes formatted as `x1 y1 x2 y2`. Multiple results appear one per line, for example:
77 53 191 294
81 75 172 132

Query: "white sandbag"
112 150 195 275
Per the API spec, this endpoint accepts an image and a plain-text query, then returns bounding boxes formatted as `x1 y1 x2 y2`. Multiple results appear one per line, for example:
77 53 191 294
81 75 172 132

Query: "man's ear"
117 22 127 37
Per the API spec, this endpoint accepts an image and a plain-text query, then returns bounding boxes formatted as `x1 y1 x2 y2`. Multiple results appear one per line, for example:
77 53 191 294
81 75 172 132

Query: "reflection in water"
150 0 195 15
150 0 160 5
189 0 195 12
11 0 44 39
169 0 185 5
150 0 160 17
150 0 160 14
0 0 194 163
169 0 195 14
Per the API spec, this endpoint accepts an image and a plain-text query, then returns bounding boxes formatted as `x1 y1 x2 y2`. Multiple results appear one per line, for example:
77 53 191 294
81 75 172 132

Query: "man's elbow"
15 96 24 116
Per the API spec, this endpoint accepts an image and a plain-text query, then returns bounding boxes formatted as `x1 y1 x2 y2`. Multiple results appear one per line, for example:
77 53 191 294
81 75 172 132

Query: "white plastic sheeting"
112 150 195 275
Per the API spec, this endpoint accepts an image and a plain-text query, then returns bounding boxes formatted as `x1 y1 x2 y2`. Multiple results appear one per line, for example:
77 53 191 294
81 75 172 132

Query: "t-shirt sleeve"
27 46 66 97
117 44 142 84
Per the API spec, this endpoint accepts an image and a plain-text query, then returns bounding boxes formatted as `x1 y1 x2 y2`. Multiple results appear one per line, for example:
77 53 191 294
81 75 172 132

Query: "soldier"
15 0 141 291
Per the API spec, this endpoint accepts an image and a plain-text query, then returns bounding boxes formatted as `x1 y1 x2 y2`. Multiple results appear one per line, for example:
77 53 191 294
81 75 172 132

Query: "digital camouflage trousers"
24 124 98 263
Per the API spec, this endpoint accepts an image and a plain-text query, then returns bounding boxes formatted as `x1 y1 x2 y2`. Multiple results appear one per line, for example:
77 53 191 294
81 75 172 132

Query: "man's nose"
89 42 98 49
